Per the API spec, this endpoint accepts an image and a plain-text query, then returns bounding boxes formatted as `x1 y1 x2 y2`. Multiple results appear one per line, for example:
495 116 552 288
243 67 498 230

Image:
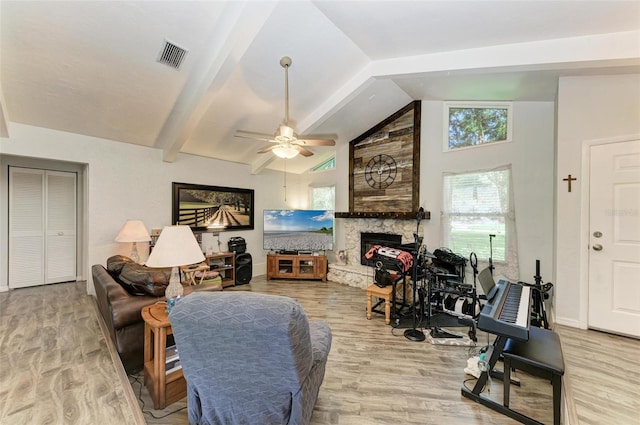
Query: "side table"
142 302 186 409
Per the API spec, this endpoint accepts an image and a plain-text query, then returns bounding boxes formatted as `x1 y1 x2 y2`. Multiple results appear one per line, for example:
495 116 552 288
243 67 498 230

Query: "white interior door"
588 139 640 338
9 168 45 288
9 167 77 288
46 171 77 283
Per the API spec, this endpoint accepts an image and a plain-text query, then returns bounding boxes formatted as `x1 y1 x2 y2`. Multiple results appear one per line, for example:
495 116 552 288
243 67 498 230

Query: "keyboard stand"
461 329 564 425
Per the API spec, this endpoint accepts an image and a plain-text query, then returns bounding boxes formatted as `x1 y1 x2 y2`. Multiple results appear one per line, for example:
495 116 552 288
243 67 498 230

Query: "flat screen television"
263 210 334 252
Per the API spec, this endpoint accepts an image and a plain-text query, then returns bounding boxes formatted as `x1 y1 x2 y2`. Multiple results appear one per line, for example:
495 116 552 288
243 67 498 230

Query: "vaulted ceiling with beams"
1 1 639 174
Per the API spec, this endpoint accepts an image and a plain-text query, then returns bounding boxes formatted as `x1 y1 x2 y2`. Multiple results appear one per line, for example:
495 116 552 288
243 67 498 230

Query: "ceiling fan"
234 56 336 159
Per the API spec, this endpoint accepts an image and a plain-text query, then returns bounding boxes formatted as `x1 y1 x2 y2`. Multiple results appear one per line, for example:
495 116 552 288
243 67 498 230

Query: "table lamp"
145 225 205 300
115 220 151 263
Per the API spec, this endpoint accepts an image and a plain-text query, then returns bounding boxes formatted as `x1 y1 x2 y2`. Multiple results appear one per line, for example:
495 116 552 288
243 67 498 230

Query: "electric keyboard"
477 279 532 341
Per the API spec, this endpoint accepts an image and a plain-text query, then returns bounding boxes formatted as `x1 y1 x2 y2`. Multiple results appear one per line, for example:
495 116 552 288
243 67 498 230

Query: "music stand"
404 208 426 342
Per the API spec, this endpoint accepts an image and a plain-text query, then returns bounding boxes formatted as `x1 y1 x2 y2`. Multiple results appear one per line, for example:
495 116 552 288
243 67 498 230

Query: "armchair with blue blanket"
169 292 332 425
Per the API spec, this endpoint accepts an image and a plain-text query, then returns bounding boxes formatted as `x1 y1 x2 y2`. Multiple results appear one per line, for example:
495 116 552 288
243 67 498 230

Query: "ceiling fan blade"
296 138 336 146
294 145 314 157
234 130 277 143
257 145 278 154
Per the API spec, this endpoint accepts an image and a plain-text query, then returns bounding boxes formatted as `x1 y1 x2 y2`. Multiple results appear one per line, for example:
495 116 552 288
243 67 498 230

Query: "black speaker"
235 253 252 285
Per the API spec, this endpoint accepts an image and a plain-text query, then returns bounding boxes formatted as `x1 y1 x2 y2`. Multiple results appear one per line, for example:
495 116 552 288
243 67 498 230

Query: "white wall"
310 101 556 286
0 124 288 294
299 152 342 262
555 74 640 328
419 101 556 284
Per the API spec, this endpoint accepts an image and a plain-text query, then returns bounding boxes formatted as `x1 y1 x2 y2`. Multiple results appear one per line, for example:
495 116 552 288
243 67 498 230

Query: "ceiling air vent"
157 40 188 70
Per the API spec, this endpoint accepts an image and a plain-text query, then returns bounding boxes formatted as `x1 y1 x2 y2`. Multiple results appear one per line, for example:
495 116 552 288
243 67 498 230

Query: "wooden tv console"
266 253 327 281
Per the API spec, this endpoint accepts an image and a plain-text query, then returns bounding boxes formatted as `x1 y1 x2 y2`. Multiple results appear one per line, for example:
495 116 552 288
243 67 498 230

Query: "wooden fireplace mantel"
334 211 431 220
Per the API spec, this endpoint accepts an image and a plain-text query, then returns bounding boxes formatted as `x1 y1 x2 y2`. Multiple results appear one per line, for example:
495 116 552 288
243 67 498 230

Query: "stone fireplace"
360 232 402 265
328 218 423 289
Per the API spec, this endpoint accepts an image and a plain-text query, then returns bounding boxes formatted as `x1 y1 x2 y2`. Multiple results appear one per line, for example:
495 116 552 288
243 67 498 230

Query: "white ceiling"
1 1 639 174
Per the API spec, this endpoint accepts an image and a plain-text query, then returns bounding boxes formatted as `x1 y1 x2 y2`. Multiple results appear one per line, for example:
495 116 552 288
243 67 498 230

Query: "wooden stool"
180 262 210 285
503 326 565 425
366 284 394 325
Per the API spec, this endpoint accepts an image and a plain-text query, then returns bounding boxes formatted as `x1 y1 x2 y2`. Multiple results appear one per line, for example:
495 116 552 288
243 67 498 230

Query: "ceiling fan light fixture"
273 144 299 159
234 56 335 159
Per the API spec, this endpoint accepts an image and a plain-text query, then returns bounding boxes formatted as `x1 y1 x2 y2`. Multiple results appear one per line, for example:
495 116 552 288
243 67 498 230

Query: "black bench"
503 326 565 425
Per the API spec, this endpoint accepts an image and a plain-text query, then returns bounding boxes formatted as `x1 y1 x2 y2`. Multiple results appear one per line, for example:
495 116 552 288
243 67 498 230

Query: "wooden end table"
142 302 186 409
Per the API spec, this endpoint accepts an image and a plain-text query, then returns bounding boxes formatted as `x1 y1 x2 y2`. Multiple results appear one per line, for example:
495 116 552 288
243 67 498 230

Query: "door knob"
592 244 603 251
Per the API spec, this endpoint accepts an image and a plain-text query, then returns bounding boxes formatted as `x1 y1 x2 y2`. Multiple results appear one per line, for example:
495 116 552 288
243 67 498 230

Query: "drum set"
371 208 481 342
397 245 480 342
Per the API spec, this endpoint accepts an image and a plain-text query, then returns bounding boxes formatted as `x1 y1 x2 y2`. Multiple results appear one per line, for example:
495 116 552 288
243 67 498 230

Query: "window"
444 102 512 151
442 166 519 280
311 157 335 172
310 186 335 210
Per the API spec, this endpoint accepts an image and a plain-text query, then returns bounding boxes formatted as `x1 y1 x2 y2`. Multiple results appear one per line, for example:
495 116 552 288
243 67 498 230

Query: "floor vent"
157 40 188 70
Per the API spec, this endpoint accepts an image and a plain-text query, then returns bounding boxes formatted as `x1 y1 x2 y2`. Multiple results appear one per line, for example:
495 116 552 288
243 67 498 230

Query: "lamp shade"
145 225 204 268
115 220 151 242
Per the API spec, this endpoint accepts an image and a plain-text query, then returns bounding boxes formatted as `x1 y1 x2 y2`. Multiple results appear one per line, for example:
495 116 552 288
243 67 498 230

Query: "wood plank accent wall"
342 101 423 217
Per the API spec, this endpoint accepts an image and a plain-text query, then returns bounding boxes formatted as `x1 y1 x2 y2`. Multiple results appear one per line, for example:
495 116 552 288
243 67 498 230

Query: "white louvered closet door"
9 168 45 288
9 168 76 288
46 171 76 283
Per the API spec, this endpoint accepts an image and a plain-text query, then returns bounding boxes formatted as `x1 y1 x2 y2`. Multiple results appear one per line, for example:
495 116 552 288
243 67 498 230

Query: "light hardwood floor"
0 280 142 425
1 277 638 425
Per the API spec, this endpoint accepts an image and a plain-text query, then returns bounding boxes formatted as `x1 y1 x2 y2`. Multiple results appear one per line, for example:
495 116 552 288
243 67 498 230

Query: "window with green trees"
444 102 512 151
311 157 335 172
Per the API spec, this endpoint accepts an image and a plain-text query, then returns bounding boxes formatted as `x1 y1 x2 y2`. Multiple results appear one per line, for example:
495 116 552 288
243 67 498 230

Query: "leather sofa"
92 255 222 373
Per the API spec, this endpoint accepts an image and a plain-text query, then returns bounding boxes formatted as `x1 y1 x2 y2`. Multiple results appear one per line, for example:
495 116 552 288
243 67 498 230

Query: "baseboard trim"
554 316 584 329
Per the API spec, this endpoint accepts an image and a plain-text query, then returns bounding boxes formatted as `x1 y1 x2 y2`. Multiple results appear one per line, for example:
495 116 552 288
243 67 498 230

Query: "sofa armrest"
92 264 130 301
111 297 161 330
93 264 159 330
309 321 332 366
